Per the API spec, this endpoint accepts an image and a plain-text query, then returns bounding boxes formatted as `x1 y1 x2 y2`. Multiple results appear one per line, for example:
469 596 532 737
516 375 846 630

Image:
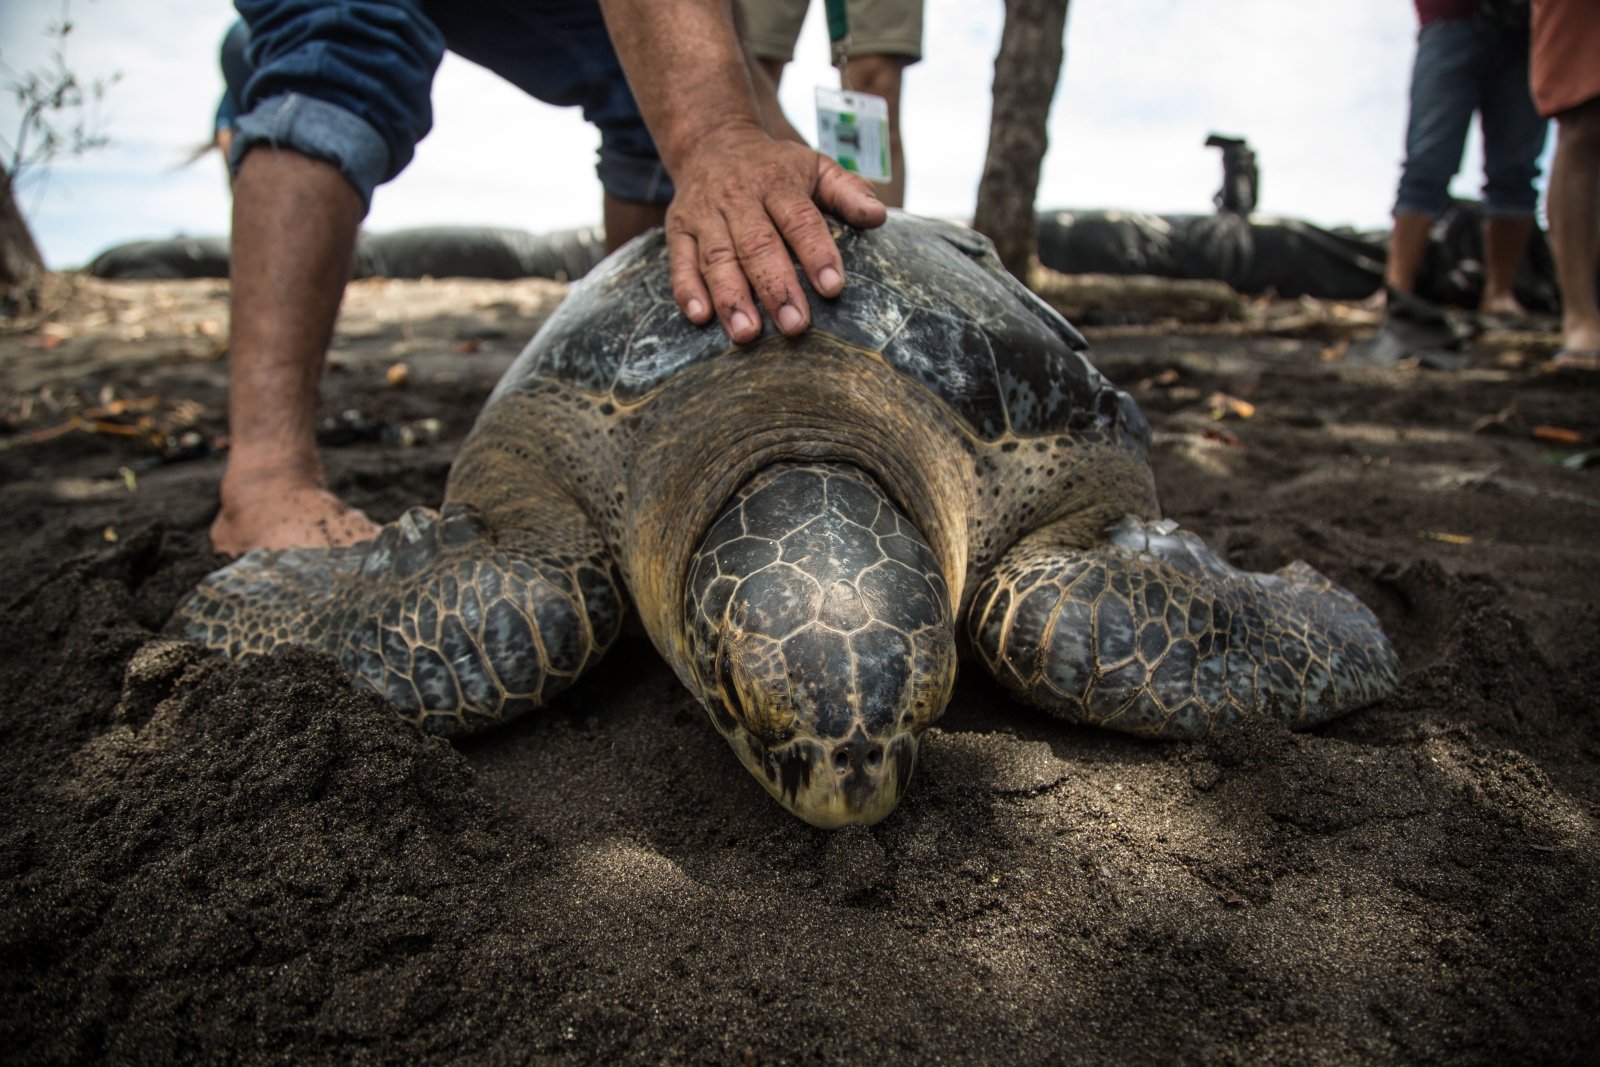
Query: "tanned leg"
1546 96 1600 356
1384 211 1436 296
603 193 669 251
750 56 806 145
211 147 380 556
842 53 910 208
1479 215 1534 316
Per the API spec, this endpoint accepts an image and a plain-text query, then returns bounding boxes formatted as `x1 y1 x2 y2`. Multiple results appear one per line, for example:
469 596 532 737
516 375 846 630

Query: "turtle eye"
717 634 796 744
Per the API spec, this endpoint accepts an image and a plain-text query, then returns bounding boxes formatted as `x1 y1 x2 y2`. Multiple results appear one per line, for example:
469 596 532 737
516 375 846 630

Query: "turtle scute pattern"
969 517 1401 740
497 213 1150 455
173 504 623 735
683 463 956 751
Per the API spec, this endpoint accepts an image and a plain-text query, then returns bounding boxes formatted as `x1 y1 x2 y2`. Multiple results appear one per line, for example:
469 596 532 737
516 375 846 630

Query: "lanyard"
812 0 890 182
825 0 850 71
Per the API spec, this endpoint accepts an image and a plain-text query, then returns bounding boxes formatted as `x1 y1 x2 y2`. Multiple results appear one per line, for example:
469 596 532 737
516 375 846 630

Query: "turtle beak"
700 622 949 828
727 725 921 829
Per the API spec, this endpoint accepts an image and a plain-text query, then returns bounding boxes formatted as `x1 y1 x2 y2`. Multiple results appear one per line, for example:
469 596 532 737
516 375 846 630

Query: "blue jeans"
1394 18 1548 218
227 0 672 209
214 20 252 135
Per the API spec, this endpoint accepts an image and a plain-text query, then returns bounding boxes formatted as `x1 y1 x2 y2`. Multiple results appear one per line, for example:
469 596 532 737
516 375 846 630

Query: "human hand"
664 126 888 344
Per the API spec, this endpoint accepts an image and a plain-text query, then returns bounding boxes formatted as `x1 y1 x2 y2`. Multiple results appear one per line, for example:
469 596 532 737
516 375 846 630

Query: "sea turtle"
173 213 1398 828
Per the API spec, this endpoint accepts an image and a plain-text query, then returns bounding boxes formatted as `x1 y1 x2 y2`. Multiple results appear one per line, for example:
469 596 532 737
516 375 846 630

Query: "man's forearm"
598 0 765 174
598 0 886 344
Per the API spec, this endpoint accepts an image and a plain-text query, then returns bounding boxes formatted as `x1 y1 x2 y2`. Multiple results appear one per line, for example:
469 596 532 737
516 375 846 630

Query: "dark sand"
2 275 1597 1064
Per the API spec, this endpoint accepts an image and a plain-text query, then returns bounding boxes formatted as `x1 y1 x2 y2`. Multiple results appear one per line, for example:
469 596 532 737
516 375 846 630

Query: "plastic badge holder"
815 87 891 184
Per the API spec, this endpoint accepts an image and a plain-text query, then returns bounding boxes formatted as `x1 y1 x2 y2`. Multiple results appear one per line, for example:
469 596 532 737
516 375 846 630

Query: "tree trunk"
973 0 1071 280
1 168 48 309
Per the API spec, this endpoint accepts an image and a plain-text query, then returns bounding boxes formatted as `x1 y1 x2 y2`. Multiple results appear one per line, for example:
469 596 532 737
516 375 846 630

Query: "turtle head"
684 463 957 828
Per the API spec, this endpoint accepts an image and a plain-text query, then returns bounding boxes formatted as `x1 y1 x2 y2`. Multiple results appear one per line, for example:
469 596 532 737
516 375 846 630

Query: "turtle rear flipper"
968 516 1398 739
170 503 623 735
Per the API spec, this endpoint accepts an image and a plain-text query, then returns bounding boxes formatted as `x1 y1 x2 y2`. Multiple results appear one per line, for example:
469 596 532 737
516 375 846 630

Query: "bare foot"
1559 323 1600 355
210 484 381 556
1478 294 1529 320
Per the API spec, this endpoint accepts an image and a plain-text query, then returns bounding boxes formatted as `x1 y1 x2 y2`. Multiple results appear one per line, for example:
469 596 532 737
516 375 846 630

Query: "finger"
695 216 765 344
667 229 714 326
814 155 888 230
725 204 811 337
766 192 848 300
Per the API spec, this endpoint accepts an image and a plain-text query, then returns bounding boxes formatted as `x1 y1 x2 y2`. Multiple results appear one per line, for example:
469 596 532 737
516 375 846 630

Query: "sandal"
1548 349 1600 372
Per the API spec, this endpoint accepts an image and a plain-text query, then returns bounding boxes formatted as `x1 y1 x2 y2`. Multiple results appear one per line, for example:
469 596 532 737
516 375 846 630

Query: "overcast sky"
2 0 1515 269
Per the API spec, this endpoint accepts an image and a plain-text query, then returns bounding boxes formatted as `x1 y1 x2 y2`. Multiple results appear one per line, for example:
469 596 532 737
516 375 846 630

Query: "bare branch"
2 0 118 186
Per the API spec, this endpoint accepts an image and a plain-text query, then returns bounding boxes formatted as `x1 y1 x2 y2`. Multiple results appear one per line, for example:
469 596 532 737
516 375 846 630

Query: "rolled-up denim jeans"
228 0 672 210
1393 18 1548 219
214 19 252 135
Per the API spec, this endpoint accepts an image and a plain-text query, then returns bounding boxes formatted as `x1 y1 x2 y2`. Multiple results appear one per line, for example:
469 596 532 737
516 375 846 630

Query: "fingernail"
777 304 805 333
819 267 842 294
687 298 706 320
731 309 756 337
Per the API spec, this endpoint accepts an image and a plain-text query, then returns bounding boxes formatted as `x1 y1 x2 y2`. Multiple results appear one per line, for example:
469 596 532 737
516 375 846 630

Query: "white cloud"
0 0 1546 269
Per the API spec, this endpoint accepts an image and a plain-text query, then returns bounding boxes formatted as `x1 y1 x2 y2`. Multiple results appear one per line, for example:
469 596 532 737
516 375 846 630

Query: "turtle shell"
493 213 1149 450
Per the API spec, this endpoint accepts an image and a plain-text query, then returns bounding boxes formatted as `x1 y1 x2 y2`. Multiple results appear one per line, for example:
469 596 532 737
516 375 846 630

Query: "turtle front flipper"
969 515 1397 739
171 503 623 735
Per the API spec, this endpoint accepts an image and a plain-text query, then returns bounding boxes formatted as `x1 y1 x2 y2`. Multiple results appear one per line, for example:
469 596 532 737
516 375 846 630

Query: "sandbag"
86 225 608 283
354 226 606 282
1035 203 1557 310
86 236 233 280
1034 210 1389 301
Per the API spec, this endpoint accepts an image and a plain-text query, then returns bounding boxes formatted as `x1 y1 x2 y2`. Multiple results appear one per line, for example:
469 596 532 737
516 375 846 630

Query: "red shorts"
1531 0 1600 117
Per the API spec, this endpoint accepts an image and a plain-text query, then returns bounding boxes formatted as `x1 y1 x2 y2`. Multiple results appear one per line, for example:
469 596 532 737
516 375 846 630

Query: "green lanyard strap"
825 0 850 70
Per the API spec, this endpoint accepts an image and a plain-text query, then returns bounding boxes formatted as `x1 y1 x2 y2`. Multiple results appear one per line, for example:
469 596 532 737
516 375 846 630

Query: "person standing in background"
734 0 923 208
1530 0 1600 369
1380 0 1548 327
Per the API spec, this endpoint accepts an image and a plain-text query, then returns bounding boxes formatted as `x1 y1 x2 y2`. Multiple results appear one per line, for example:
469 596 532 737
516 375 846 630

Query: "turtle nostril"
832 739 886 776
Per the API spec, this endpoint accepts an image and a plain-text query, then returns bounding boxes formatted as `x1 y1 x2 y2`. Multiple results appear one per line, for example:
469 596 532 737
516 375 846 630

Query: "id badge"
815 87 891 184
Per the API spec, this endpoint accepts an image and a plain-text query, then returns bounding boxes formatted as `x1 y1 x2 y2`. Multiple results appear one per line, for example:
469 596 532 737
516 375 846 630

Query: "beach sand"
2 274 1596 1064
